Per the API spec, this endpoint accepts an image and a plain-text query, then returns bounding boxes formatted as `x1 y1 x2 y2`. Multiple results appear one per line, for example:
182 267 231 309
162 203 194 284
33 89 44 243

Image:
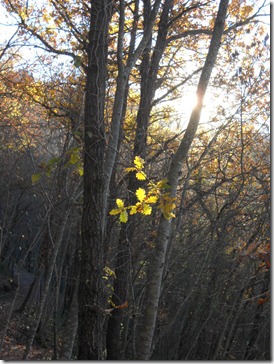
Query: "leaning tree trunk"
136 0 230 359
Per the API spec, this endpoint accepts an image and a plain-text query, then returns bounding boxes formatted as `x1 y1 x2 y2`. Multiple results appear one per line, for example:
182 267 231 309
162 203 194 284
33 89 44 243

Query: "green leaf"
48 157 61 166
45 169 51 177
74 55 82 67
70 151 79 165
31 173 41 184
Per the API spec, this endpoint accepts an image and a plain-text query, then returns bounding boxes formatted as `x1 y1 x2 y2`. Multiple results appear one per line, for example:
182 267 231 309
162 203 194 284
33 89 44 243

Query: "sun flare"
171 87 227 130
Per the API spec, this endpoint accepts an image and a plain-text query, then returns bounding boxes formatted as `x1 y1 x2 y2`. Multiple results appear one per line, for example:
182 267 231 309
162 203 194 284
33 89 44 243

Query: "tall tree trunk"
104 0 163 208
106 1 174 359
77 0 113 359
79 0 163 359
136 0 230 359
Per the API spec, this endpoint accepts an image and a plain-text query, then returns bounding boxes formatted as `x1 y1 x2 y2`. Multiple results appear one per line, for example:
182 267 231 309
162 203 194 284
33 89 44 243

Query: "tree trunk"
78 0 165 359
106 1 174 359
104 0 163 207
136 0 230 359
77 0 113 360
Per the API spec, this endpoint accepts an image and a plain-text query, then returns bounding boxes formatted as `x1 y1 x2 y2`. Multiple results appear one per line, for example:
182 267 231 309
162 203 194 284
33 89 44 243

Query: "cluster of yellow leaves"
130 188 158 216
109 198 129 223
125 155 147 181
110 156 176 223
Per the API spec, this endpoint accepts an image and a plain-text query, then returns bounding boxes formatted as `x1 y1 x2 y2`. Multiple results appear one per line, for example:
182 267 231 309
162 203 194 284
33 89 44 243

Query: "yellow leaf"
136 188 146 202
163 211 175 220
225 246 234 255
116 199 124 208
156 179 169 189
78 167 84 176
142 204 152 215
129 206 137 215
120 210 128 223
134 156 144 170
168 202 176 210
109 208 121 215
146 195 158 203
70 151 79 165
136 171 147 180
110 199 126 216
125 167 136 172
159 196 176 220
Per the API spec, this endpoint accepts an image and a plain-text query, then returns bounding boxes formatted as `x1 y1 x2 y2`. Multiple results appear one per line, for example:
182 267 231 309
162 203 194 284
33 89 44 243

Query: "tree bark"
136 0 230 359
77 0 113 359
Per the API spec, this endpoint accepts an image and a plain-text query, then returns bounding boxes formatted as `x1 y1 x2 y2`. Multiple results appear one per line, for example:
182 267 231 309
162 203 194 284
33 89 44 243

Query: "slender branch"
0 28 19 61
152 67 203 106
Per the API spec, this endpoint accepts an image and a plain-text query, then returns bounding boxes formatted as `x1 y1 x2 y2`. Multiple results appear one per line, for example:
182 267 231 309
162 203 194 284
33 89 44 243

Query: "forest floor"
0 281 53 360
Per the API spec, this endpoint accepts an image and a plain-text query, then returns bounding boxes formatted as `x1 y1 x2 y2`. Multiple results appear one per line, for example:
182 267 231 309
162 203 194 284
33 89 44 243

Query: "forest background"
0 0 270 360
